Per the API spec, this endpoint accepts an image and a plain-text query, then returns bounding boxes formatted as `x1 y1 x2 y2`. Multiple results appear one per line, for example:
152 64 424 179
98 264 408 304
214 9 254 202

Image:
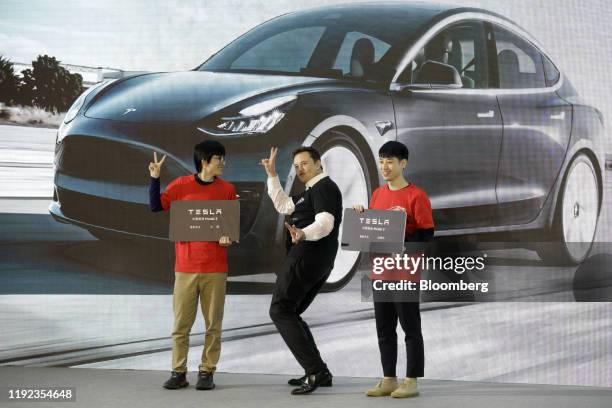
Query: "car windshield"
197 8 428 83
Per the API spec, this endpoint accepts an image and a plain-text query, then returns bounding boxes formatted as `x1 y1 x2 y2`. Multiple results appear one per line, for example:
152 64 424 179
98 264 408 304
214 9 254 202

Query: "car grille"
56 136 185 186
55 136 264 239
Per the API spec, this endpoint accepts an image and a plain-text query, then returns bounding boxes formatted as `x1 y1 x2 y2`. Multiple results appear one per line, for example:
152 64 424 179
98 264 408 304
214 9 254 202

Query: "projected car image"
49 2 606 290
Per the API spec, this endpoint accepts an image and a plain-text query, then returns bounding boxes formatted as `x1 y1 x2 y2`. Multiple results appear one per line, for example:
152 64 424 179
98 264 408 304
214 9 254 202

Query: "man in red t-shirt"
353 141 434 398
148 140 237 391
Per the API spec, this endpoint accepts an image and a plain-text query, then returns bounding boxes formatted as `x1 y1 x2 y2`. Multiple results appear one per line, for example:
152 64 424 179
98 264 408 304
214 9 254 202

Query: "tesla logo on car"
375 121 393 136
122 108 137 116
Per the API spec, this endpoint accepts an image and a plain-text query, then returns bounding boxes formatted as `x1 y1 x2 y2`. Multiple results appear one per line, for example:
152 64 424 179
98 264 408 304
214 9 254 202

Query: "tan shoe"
365 377 398 397
391 378 419 398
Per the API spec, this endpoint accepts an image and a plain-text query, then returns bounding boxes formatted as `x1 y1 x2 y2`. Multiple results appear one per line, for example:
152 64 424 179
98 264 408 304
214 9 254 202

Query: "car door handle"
550 111 565 120
477 110 495 118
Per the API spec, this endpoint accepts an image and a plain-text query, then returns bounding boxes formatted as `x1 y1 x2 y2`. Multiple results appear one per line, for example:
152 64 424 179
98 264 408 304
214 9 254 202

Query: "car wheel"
536 153 600 265
311 130 374 291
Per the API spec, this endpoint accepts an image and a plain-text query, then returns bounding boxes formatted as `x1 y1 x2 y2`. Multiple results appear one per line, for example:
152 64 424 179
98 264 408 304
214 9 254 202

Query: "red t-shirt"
161 175 237 273
369 183 434 280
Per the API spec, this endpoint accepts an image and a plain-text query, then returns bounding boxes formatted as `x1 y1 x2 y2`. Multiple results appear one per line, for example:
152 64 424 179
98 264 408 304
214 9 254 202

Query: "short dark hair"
379 141 409 162
194 140 225 172
292 146 321 163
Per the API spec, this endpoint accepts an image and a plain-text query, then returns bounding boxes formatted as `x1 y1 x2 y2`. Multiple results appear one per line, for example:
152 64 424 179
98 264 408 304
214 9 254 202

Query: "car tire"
536 153 601 265
293 129 376 292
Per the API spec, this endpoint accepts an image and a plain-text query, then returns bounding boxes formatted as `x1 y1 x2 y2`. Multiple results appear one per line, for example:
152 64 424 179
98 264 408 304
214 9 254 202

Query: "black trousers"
269 254 332 375
373 296 425 378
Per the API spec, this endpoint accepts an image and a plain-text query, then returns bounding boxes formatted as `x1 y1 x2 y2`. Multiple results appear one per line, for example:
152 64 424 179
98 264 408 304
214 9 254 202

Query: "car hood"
84 71 336 123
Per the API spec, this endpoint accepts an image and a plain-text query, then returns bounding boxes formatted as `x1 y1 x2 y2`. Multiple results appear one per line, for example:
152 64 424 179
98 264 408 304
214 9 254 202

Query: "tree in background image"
28 55 84 113
6 54 84 113
0 55 19 106
15 67 36 107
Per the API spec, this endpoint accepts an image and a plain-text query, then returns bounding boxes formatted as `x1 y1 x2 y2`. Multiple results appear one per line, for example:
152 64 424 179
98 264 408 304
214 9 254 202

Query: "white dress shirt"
266 172 335 241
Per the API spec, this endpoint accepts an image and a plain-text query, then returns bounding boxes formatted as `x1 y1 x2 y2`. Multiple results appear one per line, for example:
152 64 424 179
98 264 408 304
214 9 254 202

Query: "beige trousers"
171 271 227 373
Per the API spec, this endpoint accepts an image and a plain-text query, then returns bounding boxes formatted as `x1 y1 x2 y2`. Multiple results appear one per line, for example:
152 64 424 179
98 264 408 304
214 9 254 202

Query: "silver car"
50 2 606 290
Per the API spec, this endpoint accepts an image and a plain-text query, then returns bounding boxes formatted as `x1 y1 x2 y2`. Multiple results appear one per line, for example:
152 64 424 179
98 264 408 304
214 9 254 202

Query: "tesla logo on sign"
122 108 137 116
359 217 390 226
187 208 223 215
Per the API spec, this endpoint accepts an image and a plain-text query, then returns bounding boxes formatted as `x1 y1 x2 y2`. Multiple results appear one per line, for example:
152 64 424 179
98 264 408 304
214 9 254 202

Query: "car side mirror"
414 60 462 87
391 60 463 92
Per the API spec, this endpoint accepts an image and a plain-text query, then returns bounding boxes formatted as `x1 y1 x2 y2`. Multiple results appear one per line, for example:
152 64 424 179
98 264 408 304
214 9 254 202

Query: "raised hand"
284 222 305 244
149 151 167 178
259 146 278 177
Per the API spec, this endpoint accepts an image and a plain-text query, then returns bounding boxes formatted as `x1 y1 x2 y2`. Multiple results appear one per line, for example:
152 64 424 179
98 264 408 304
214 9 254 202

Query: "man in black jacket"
260 146 342 395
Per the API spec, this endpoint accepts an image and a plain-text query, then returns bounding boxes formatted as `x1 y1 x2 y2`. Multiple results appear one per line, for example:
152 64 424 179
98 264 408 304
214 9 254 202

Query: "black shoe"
196 371 215 390
291 369 333 395
163 371 189 389
288 373 332 387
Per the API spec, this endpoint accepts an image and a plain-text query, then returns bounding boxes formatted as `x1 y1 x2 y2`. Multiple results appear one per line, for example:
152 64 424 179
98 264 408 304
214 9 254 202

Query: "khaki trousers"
171 271 227 373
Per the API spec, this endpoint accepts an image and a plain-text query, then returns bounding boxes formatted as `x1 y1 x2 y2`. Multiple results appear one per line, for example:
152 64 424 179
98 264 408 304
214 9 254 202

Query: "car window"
541 53 560 87
406 21 489 88
231 26 325 72
332 31 391 76
493 25 546 88
199 10 435 82
197 7 440 83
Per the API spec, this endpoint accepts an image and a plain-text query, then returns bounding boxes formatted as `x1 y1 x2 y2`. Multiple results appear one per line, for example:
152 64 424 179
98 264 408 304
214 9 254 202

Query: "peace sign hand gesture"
260 146 278 177
149 151 167 178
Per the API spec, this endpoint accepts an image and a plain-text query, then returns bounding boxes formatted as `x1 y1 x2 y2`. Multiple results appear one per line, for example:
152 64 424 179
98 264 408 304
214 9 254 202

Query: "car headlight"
217 109 286 134
63 79 116 124
214 95 297 135
56 121 68 144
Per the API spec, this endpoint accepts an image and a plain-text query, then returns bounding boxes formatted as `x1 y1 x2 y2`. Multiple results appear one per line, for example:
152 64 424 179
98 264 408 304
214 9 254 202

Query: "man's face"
293 151 321 184
202 155 225 176
379 156 406 181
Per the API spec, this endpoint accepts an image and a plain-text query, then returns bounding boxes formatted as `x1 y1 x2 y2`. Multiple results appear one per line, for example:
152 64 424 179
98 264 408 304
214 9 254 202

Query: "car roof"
282 2 534 56
283 2 518 32
287 2 501 21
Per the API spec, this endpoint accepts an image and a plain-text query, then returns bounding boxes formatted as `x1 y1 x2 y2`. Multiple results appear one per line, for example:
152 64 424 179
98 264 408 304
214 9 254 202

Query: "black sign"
340 208 406 253
169 200 240 242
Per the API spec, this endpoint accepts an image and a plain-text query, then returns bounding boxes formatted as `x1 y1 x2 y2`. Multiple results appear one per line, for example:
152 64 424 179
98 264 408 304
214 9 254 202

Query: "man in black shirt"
260 146 342 395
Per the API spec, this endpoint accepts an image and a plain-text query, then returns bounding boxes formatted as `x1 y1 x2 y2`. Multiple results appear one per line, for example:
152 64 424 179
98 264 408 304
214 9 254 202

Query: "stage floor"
0 366 610 408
